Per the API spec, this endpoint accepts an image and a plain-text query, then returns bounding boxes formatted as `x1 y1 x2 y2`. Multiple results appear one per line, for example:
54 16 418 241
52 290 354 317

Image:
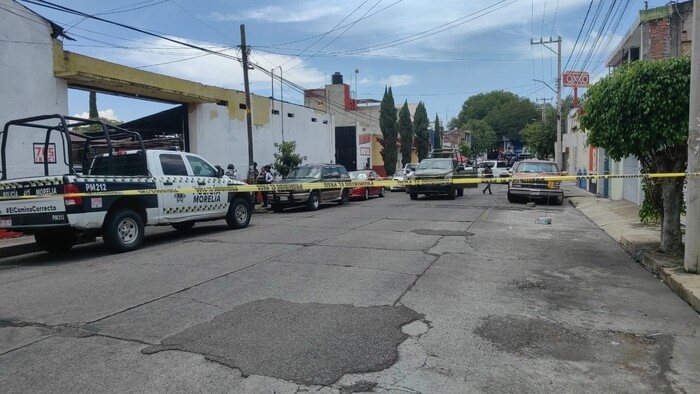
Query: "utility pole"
280 66 284 142
240 24 255 182
685 0 700 273
531 36 562 169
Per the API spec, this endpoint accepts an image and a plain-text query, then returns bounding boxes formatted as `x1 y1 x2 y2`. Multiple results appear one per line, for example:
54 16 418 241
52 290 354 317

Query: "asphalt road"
1 184 699 393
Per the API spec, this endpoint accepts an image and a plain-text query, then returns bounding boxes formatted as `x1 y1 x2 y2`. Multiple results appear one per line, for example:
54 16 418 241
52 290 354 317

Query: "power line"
563 0 594 71
330 0 515 56
281 0 371 68
259 0 403 48
287 0 384 72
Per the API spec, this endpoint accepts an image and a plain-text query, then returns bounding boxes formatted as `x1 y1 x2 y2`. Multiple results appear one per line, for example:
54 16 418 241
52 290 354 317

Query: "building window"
287 113 295 118
311 117 317 122
272 109 280 115
239 103 247 109
323 120 329 124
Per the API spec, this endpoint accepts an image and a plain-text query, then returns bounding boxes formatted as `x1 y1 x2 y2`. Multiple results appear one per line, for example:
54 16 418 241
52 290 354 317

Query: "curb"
568 193 700 315
659 267 700 313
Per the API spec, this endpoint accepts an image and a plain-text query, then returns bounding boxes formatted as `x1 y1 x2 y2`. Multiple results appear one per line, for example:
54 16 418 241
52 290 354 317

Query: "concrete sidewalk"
564 182 700 314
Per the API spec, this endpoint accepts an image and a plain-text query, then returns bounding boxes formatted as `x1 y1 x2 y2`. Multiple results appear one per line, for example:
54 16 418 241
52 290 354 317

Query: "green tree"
398 100 414 166
273 140 305 178
458 141 471 158
455 91 538 140
414 102 430 161
379 87 398 176
579 57 689 255
434 114 442 149
520 105 556 159
467 119 496 157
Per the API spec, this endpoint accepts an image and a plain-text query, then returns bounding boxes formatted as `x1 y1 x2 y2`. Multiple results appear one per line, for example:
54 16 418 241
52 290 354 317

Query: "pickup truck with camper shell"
0 115 253 253
407 149 479 200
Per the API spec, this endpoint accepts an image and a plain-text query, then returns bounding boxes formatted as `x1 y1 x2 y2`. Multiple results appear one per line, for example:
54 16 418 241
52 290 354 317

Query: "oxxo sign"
562 71 589 87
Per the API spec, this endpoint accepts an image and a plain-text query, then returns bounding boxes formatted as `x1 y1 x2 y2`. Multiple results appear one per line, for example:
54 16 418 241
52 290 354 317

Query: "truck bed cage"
1 114 147 180
427 148 459 159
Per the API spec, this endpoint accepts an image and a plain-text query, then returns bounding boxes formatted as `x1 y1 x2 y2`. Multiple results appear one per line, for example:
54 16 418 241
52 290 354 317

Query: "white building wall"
188 101 335 176
0 0 69 179
0 0 68 128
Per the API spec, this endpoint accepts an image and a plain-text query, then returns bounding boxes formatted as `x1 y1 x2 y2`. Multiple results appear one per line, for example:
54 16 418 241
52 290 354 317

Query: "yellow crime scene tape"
0 172 698 201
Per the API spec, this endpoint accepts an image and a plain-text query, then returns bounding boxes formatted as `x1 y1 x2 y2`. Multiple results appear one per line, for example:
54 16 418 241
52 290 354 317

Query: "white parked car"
476 160 511 178
390 170 407 191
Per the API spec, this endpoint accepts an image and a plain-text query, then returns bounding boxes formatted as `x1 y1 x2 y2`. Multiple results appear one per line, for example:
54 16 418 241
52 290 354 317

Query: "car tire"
409 192 418 200
379 188 385 198
271 203 284 213
456 188 464 197
306 191 321 211
172 221 194 232
34 229 77 253
103 208 144 253
552 194 564 205
226 197 252 229
338 189 349 205
363 188 369 201
447 188 456 200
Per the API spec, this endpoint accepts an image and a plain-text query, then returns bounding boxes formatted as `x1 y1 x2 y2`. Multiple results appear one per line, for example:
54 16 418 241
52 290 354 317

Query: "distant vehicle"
403 163 418 175
349 170 385 200
390 170 407 191
270 164 350 212
407 149 479 200
507 160 564 205
476 160 510 178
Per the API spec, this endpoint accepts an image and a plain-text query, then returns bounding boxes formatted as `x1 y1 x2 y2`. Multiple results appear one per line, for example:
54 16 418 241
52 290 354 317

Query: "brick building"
564 0 694 204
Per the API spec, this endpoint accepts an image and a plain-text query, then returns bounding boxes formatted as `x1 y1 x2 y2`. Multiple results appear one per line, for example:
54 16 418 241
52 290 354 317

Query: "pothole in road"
512 278 564 292
474 315 675 392
142 299 423 386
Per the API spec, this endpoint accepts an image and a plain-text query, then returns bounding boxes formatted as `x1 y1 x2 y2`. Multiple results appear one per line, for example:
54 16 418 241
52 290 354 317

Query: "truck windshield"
519 162 558 173
90 153 148 176
417 160 452 170
287 166 322 179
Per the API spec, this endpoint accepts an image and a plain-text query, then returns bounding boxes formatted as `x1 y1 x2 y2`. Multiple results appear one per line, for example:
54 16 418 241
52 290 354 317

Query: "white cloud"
111 37 327 94
72 109 119 121
210 3 342 23
380 74 414 88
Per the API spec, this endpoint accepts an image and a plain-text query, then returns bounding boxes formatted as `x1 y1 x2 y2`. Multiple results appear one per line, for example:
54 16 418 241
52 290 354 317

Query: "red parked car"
349 170 385 200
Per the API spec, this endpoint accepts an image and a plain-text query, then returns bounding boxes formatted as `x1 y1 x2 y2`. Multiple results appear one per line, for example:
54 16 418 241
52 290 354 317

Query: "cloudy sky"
18 0 671 123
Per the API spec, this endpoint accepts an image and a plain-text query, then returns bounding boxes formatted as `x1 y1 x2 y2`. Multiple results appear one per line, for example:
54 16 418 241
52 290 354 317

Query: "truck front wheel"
103 208 144 252
35 230 77 253
447 188 456 200
226 197 252 229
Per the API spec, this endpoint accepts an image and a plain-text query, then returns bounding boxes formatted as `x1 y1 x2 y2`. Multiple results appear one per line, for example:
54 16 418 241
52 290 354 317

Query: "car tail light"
63 183 82 206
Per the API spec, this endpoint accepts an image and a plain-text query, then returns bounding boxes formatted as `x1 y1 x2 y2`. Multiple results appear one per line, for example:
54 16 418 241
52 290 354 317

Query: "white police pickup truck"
0 115 253 253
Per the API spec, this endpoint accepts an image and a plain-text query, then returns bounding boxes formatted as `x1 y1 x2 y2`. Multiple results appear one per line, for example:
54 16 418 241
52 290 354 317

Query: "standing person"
482 164 493 195
252 162 259 179
258 164 274 207
225 164 238 179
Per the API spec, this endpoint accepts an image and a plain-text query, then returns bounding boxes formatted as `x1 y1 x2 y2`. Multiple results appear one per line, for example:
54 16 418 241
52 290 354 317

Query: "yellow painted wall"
372 134 384 167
